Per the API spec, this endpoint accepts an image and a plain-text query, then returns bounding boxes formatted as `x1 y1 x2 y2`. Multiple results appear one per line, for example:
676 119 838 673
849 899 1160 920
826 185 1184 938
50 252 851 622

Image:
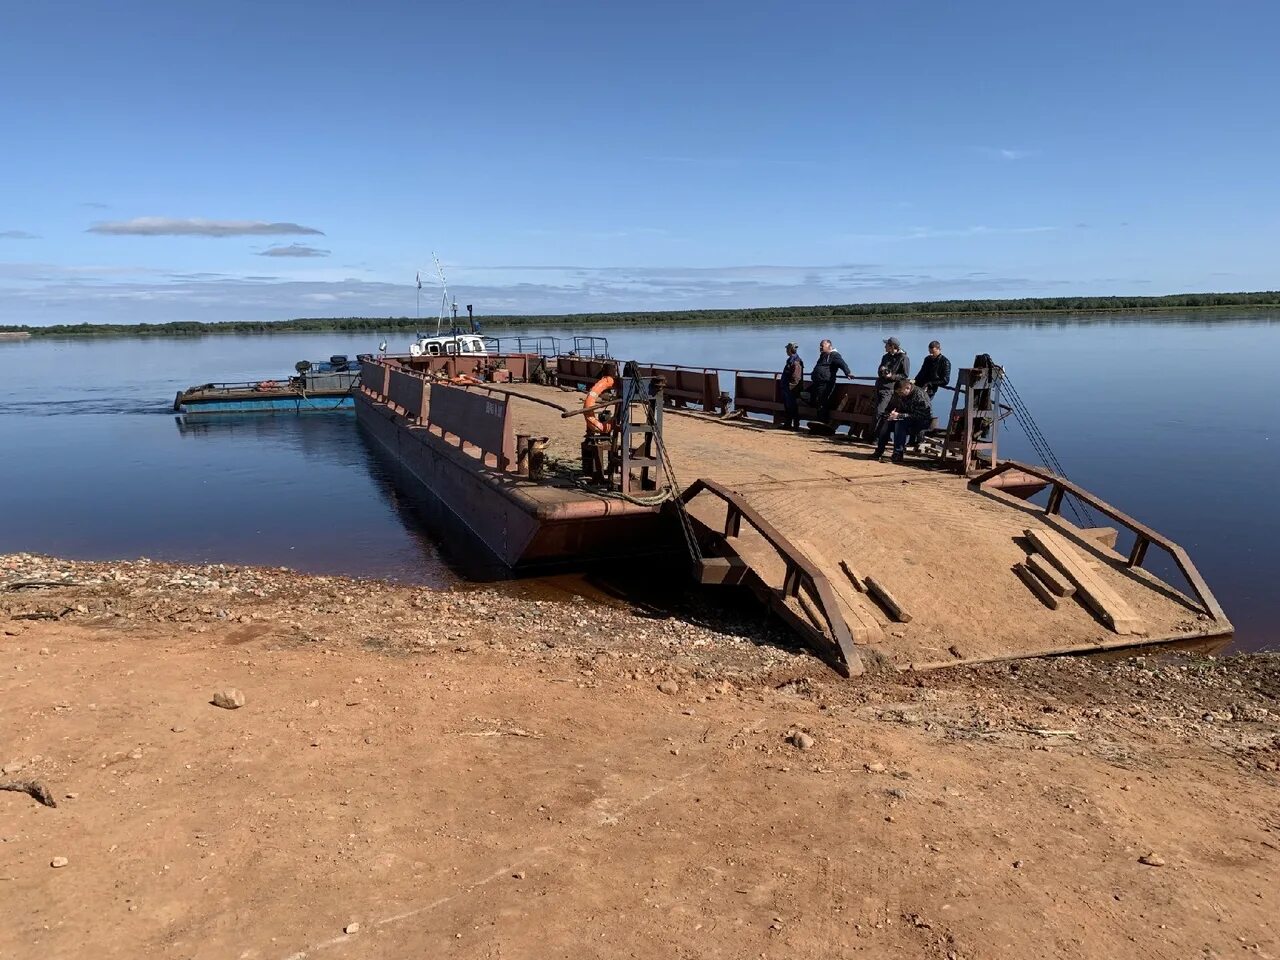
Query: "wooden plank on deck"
1025 528 1145 635
864 576 913 624
792 540 884 645
1026 554 1076 598
838 559 867 592
1014 562 1060 609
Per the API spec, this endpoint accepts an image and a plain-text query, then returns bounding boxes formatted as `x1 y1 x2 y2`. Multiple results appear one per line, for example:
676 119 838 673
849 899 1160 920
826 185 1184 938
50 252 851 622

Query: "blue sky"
1 0 1277 325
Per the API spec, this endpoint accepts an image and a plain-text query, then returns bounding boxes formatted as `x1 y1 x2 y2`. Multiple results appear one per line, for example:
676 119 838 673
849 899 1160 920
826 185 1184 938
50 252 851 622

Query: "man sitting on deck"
873 379 934 463
808 339 852 424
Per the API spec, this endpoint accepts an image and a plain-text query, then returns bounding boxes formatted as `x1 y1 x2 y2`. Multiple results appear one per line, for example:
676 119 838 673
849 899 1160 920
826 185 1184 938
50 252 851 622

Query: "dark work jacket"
810 350 851 385
874 351 910 391
887 384 934 422
781 354 804 391
914 354 951 392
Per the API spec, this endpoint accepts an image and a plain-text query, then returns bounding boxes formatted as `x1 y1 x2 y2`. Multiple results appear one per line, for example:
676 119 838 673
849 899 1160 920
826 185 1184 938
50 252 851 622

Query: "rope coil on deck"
572 479 676 507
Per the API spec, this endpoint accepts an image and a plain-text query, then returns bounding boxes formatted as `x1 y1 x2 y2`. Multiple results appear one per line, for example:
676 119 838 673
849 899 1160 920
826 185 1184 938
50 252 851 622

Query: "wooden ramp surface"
498 385 1222 669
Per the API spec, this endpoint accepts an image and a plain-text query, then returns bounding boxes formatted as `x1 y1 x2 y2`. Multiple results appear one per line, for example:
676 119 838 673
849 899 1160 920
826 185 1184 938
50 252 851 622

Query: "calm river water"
0 312 1275 650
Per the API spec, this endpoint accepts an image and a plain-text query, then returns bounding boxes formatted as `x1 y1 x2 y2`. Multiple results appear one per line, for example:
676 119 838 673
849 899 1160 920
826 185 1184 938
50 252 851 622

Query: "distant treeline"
5 291 1279 338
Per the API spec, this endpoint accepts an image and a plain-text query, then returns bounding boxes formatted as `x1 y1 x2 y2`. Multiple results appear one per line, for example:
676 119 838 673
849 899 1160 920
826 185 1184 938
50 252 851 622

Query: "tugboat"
404 254 489 361
173 356 363 415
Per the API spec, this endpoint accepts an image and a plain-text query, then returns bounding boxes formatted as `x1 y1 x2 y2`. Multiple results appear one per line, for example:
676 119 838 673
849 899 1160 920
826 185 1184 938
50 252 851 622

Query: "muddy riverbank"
2 552 1277 959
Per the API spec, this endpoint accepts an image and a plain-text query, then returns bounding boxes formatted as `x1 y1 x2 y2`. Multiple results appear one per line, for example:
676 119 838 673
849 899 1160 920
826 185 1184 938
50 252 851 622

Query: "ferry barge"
355 338 1234 677
174 356 361 415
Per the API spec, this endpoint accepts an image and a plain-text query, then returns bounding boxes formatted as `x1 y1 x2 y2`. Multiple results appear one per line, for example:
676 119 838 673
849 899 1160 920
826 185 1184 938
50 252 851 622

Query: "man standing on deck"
779 342 804 429
872 336 911 438
914 340 951 398
808 339 852 424
907 339 950 446
873 379 933 463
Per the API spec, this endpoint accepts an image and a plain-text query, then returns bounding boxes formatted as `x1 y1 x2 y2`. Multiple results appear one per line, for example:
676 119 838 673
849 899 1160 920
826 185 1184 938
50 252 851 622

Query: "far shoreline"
4 295 1280 341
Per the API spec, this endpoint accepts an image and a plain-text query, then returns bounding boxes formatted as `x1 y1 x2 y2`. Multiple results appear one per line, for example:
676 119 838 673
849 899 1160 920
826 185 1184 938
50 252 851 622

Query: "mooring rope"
573 479 676 507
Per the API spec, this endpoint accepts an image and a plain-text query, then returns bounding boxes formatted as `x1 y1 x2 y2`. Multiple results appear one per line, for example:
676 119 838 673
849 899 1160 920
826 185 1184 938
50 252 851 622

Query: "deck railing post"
724 506 741 538
1046 484 1065 516
782 562 799 598
1128 536 1150 568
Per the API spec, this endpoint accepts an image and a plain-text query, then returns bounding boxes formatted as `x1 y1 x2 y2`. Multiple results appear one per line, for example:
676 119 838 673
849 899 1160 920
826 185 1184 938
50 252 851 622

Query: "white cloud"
0 262 1078 327
258 243 331 258
977 147 1037 161
0 230 39 240
842 225 1058 242
87 217 324 237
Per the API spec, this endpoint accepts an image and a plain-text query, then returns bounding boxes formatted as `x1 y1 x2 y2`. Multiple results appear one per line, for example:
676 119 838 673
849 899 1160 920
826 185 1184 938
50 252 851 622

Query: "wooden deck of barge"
496 382 1229 671
357 361 1232 674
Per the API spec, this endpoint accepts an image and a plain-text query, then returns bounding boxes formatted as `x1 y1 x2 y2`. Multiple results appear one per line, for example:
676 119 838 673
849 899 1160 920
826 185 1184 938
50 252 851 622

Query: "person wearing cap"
808 339 852 424
779 342 804 429
872 336 911 438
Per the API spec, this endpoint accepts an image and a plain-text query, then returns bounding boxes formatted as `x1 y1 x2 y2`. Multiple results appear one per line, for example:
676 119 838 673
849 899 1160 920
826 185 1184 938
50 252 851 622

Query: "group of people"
778 336 952 463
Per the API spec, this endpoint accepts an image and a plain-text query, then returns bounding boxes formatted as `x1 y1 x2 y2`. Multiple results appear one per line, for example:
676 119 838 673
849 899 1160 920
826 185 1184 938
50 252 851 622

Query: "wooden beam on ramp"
1025 527 1146 635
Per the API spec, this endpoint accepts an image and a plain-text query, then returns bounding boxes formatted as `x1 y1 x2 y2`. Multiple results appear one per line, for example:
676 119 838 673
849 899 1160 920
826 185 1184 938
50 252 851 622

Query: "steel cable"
999 374 1098 527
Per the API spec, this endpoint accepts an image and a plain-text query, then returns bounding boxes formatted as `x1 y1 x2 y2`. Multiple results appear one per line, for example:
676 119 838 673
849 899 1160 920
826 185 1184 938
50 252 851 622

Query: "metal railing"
971 460 1230 626
482 335 563 357
680 478 865 677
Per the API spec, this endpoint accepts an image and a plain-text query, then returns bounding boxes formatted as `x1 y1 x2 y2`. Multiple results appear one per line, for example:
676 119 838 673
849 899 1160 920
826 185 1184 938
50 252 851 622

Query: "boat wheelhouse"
408 334 488 358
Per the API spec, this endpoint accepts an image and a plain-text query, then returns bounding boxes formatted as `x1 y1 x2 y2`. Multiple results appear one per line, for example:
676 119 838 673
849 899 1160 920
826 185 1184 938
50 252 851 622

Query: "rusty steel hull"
355 391 675 574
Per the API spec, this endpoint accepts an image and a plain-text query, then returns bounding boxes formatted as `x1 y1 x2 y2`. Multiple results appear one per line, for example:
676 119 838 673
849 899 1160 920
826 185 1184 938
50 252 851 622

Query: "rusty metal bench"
555 356 611 391
733 374 879 436
636 365 721 412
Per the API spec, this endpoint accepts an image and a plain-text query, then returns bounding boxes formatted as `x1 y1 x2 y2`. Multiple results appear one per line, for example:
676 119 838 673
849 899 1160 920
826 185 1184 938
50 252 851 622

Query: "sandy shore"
2 552 1277 959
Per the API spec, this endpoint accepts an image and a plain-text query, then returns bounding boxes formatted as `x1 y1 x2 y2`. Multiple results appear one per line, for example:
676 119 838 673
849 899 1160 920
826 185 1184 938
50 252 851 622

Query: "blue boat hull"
178 394 355 415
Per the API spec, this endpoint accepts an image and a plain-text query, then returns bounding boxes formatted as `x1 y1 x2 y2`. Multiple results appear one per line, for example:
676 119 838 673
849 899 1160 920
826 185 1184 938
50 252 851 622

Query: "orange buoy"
583 375 615 433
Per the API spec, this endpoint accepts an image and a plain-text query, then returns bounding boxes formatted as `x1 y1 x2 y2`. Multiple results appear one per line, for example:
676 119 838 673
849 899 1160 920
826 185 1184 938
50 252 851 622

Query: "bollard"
516 434 531 476
527 437 549 481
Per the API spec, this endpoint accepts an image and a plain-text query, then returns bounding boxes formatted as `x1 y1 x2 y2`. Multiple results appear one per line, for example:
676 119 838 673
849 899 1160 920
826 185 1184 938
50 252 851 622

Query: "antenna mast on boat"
433 253 457 337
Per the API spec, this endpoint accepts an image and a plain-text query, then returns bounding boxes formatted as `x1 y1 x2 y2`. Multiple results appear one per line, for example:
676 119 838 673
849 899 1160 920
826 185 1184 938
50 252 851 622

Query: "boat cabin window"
426 342 441 356
445 341 457 355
